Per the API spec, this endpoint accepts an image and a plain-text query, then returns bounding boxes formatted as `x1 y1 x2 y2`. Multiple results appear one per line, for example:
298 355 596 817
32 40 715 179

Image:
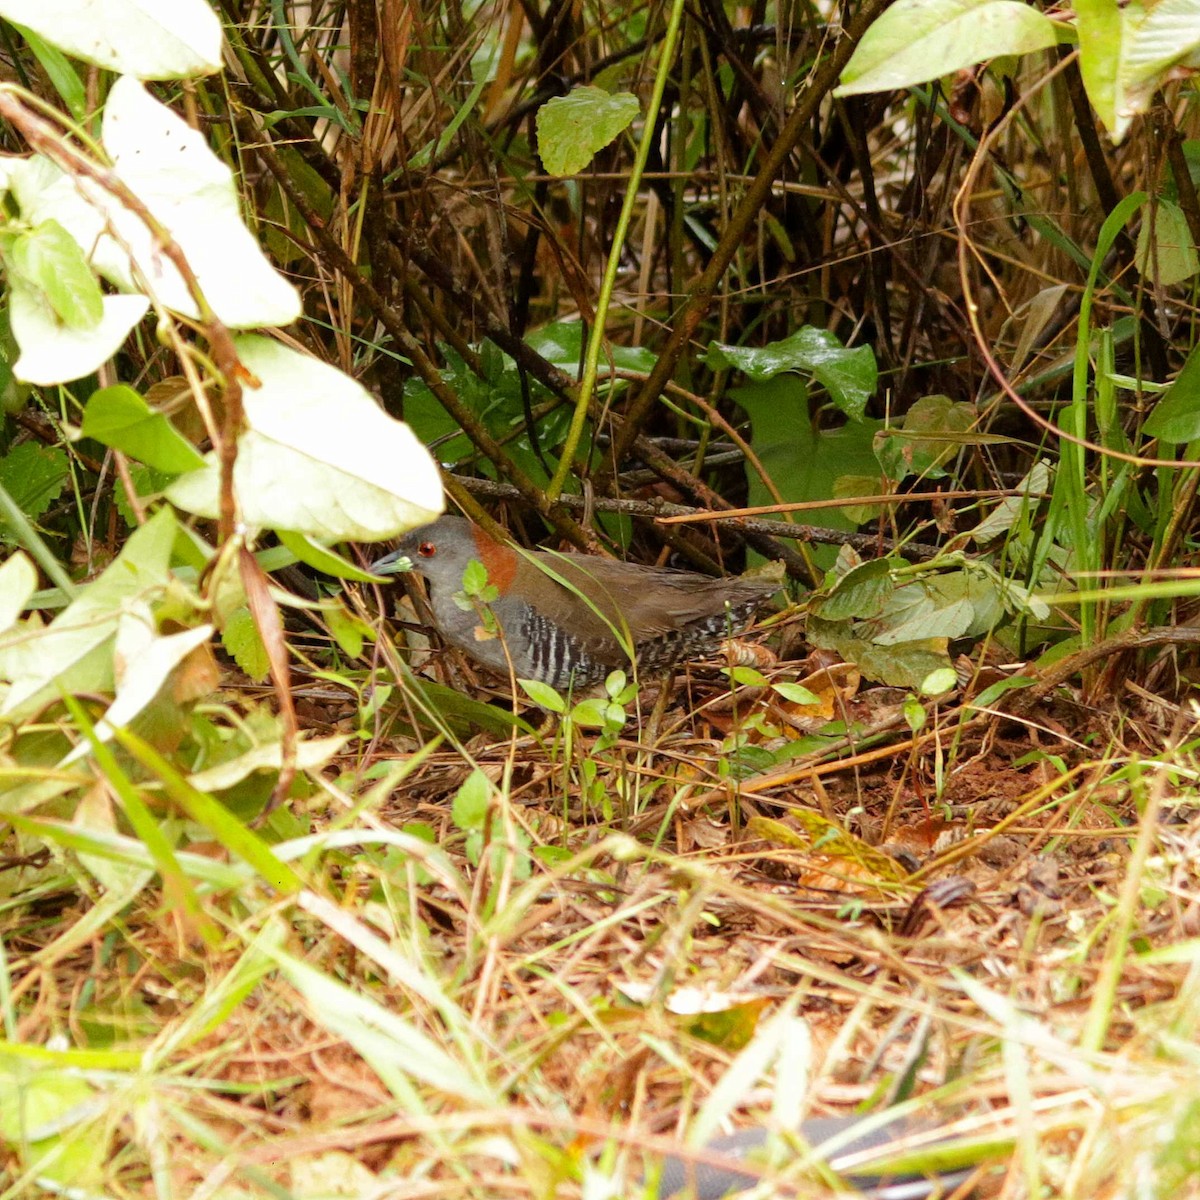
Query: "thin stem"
546 0 688 501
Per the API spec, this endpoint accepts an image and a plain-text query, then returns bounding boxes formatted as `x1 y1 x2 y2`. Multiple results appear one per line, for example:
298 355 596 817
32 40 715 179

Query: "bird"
371 515 778 690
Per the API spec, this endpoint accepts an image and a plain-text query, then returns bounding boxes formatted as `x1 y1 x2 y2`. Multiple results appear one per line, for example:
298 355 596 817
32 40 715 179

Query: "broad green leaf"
65 617 215 755
9 278 147 385
809 557 896 621
852 637 954 690
569 697 615 727
772 681 821 704
1122 0 1200 94
835 0 1058 96
705 327 877 420
536 87 640 176
452 768 493 831
528 320 658 375
0 0 221 79
1136 199 1199 286
518 678 567 712
725 665 769 687
921 667 959 695
1144 341 1200 442
220 608 267 683
9 81 299 327
10 219 102 329
80 384 206 473
0 507 177 718
0 442 69 540
874 395 978 482
735 375 883 570
188 733 348 792
832 472 886 526
167 336 444 542
873 573 991 644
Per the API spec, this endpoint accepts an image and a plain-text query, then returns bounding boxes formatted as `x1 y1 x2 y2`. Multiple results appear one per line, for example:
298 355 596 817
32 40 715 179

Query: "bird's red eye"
418 541 437 558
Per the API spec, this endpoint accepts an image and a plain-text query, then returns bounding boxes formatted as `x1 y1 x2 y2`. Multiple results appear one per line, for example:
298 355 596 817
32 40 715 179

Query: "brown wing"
521 550 776 666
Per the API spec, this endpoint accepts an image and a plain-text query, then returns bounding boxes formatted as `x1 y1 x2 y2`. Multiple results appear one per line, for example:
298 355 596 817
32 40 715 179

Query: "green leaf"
772 681 821 705
0 550 36 634
166 335 444 542
735 375 883 570
725 665 768 687
832 473 886 526
0 506 177 719
462 558 491 596
11 23 86 119
451 768 492 832
809 557 896 621
705 327 877 420
10 219 103 329
569 697 614 727
517 678 567 713
0 0 222 78
835 0 1058 97
873 394 978 483
1136 199 1199 287
873 575 975 644
0 442 69 540
276 529 380 582
1075 0 1123 133
80 384 206 473
528 320 658 375
536 87 640 176
221 607 270 683
1144 341 1200 443
920 667 959 695
8 277 147 386
1122 0 1200 110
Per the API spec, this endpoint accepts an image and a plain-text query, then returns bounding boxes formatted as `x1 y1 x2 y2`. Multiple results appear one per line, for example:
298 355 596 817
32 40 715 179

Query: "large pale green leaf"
0 507 177 718
1079 0 1200 141
808 557 896 621
7 79 300 328
0 0 220 79
536 87 640 176
1122 0 1200 92
9 278 147 385
59 616 214 762
836 0 1057 96
167 336 443 542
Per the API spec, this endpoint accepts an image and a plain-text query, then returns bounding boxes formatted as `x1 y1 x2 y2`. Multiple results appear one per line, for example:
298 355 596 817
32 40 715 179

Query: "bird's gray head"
369 516 494 590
